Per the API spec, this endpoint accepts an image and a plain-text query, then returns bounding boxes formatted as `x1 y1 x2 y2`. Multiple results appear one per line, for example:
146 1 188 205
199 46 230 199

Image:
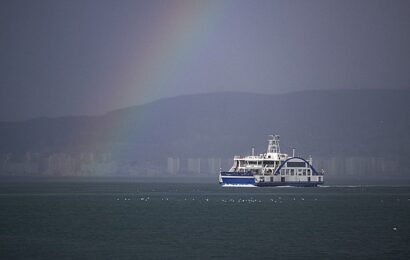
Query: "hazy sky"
1 0 409 121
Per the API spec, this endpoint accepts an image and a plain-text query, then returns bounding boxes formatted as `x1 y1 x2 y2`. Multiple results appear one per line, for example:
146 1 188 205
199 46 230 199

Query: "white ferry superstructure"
219 135 324 187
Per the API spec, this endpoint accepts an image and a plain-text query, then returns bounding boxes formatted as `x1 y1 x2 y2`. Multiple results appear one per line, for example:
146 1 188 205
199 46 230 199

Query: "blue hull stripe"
220 177 256 185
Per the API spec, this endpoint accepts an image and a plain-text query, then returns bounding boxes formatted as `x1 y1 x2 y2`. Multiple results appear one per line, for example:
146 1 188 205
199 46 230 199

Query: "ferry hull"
255 181 324 187
220 175 324 187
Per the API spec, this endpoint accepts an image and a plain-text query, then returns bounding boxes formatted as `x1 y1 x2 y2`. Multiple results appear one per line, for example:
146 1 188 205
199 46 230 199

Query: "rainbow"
106 1 229 143
125 1 228 104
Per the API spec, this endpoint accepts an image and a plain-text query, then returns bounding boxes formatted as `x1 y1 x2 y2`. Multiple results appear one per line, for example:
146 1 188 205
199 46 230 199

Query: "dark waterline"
0 181 409 259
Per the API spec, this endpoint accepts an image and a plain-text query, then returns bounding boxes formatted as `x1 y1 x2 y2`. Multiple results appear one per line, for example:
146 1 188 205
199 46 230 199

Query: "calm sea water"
0 180 409 259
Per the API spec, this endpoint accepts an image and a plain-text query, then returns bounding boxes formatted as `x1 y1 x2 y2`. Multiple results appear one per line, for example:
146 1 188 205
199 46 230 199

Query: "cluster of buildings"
0 152 406 177
166 157 231 175
1 152 115 176
313 156 403 177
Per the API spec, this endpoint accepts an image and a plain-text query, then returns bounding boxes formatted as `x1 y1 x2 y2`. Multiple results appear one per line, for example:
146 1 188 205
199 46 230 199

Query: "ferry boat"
219 135 324 187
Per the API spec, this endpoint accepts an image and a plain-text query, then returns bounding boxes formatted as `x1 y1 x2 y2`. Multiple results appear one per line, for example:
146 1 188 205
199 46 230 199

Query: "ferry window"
287 162 306 168
303 169 306 176
291 169 294 176
307 169 311 175
264 160 275 166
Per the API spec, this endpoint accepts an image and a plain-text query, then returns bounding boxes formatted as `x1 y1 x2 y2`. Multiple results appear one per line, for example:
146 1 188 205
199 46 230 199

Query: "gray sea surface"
0 179 409 259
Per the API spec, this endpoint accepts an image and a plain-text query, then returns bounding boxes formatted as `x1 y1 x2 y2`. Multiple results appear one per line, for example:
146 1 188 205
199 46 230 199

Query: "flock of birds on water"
115 196 409 204
113 194 407 231
115 195 319 203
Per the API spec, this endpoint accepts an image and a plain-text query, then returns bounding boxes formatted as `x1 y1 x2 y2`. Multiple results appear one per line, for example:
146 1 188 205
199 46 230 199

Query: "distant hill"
0 89 409 167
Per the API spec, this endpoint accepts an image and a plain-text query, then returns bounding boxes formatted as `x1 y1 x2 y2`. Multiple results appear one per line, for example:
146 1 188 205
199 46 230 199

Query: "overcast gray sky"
1 0 409 121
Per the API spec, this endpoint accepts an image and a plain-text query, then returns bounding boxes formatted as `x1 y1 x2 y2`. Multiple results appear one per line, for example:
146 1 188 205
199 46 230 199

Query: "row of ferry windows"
244 160 277 164
239 161 307 167
238 161 277 166
280 168 311 176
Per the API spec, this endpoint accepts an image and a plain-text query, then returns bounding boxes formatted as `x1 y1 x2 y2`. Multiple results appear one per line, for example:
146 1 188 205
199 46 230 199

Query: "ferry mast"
267 135 280 154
